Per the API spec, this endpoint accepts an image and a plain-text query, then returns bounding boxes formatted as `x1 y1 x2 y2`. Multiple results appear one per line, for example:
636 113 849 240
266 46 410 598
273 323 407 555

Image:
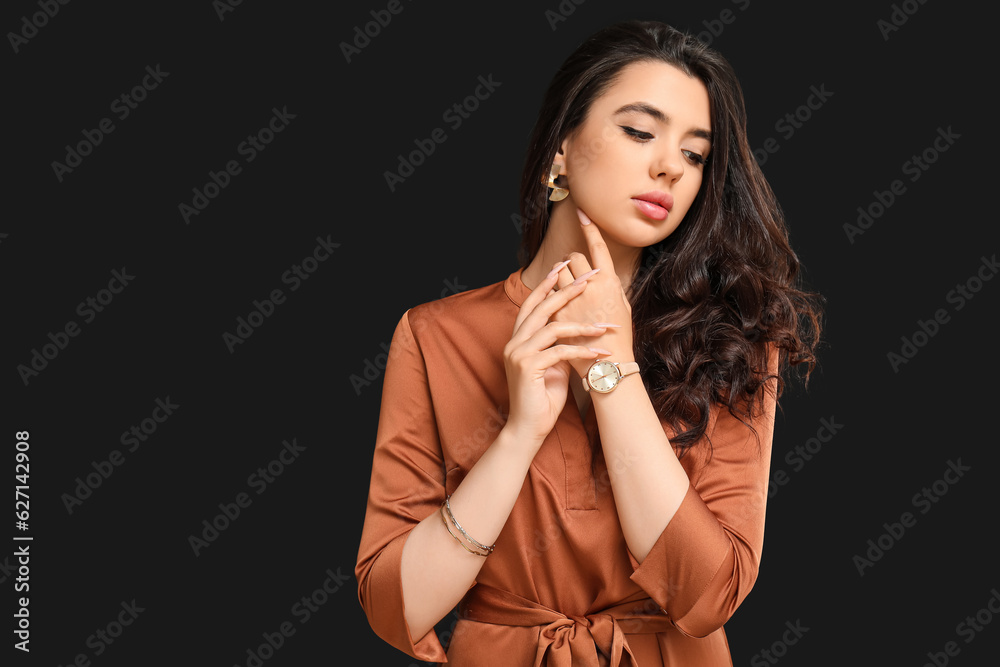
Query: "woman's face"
557 59 712 249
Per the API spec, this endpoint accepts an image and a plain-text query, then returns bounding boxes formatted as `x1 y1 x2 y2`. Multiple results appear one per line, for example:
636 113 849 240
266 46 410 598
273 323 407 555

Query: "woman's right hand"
502 260 611 448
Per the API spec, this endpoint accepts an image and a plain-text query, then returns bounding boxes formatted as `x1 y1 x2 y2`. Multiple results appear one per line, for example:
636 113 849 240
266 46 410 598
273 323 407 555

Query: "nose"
651 146 684 184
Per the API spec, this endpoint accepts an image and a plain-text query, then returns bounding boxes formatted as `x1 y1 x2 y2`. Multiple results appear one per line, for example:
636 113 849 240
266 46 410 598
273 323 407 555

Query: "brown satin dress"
356 269 778 666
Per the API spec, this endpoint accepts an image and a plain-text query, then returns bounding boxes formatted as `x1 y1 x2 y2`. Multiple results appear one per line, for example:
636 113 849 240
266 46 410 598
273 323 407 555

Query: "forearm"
591 374 690 563
400 424 540 640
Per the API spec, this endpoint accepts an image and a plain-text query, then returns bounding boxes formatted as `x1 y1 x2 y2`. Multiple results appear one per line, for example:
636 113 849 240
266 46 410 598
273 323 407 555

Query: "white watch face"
588 361 620 393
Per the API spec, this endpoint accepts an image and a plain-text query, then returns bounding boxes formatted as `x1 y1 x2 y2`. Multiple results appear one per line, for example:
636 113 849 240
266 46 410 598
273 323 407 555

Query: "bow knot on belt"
460 583 672 666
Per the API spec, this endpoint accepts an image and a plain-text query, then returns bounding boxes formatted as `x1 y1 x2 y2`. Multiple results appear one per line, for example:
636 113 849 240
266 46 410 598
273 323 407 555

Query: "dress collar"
503 267 532 308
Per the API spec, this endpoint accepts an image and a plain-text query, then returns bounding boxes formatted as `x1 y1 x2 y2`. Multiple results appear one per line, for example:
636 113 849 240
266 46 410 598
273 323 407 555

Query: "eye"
683 149 709 166
620 126 653 142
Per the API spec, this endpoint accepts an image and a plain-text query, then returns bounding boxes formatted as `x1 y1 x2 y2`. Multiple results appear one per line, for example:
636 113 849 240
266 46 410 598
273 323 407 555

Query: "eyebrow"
613 102 712 142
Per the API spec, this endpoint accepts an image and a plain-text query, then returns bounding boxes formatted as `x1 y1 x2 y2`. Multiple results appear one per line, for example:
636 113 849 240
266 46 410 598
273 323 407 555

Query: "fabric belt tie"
459 583 673 666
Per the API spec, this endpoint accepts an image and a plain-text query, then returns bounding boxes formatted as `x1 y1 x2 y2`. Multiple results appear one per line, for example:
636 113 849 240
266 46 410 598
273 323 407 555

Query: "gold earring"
543 162 569 201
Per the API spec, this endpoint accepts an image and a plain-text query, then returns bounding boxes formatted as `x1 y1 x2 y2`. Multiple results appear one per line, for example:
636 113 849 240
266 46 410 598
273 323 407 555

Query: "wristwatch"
582 360 640 393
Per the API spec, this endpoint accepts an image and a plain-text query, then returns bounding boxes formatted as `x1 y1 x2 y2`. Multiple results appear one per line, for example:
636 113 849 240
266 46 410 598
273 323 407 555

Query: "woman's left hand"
551 208 635 377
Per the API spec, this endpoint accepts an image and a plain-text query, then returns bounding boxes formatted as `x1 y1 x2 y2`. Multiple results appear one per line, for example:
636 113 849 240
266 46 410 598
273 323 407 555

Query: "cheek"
567 154 626 211
680 170 705 208
568 127 635 180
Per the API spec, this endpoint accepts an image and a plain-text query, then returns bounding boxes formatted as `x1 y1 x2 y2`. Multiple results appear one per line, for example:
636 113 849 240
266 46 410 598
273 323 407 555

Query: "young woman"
356 20 822 666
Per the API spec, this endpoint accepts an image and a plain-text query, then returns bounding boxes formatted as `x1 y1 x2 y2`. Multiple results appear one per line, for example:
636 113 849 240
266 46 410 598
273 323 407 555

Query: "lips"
632 191 674 211
631 191 673 221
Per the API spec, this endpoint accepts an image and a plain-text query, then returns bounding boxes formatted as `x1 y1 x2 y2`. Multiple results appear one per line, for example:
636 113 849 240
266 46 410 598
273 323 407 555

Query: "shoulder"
402 272 519 342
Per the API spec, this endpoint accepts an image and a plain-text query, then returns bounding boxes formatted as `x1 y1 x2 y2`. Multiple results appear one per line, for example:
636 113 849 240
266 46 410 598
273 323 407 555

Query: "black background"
4 0 997 665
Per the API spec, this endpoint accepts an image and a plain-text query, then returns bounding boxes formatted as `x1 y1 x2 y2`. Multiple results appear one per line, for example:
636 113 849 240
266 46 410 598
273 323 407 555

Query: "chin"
604 217 681 249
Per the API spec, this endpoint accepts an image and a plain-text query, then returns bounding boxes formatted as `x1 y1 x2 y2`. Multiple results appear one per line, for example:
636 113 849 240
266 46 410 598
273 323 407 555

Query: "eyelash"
620 126 709 166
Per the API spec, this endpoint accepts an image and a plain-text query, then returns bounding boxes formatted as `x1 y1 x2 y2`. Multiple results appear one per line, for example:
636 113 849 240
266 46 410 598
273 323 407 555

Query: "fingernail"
547 259 572 280
572 268 600 285
588 347 612 355
592 323 621 328
577 210 591 225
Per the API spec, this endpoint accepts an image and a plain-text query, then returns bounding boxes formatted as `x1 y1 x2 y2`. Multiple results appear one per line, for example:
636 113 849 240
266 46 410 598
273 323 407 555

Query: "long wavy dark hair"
518 20 824 457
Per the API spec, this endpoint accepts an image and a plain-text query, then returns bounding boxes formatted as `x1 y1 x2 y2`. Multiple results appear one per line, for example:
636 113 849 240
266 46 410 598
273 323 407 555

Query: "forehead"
590 60 711 128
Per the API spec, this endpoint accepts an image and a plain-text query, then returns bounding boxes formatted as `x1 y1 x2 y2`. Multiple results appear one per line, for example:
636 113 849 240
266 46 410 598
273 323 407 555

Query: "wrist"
577 354 636 374
497 421 546 454
573 350 633 375
605 353 635 365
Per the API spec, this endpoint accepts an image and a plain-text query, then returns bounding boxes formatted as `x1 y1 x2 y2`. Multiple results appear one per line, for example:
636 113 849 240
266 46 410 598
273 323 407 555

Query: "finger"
522 321 609 353
513 260 571 332
565 252 592 286
531 344 603 372
577 208 615 272
514 280 588 341
555 260 575 290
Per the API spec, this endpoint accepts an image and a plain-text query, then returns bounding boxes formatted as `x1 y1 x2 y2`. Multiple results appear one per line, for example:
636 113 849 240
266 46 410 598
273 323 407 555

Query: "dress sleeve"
355 309 449 662
627 343 780 638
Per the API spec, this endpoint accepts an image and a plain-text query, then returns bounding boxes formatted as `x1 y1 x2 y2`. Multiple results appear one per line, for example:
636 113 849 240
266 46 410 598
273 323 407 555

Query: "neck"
521 199 642 292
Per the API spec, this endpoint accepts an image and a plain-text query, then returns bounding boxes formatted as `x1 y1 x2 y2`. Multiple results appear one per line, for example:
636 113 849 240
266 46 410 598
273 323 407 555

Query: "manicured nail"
577 210 591 225
572 268 600 285
547 259 572 280
588 347 612 355
592 323 621 328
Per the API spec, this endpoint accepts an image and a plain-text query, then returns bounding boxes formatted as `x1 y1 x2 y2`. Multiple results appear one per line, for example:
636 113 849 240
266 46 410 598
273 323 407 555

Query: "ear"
552 139 571 175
